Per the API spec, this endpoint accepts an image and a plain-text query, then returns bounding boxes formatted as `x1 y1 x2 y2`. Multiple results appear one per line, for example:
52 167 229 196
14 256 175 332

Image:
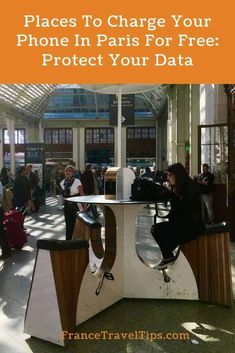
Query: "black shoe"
155 256 176 270
0 253 12 260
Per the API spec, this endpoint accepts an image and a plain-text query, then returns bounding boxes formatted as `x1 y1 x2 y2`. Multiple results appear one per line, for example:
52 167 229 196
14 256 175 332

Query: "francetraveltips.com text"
62 330 190 341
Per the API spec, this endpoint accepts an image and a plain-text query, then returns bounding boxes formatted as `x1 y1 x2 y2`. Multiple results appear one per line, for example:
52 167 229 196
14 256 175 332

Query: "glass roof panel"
0 84 56 118
0 84 168 120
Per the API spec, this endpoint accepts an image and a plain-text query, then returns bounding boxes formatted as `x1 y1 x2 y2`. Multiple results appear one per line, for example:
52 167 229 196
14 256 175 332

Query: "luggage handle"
19 206 28 216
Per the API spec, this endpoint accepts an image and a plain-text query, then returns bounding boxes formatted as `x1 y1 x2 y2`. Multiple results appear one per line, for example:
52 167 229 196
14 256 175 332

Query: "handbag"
57 195 64 206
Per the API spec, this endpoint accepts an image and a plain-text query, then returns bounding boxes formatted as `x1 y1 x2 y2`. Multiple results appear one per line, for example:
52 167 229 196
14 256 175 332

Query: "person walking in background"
0 205 11 260
60 165 85 240
26 164 38 213
196 163 215 224
0 167 14 187
55 167 64 196
13 166 31 209
0 167 8 186
81 163 98 218
1 168 14 211
141 166 154 180
0 179 3 204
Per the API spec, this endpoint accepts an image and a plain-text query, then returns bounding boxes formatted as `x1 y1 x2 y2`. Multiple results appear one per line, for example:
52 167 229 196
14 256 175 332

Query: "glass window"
44 130 52 144
107 129 114 143
127 128 134 138
4 129 25 144
4 130 10 144
66 129 73 144
44 129 72 144
134 128 142 138
100 129 106 143
93 129 99 143
142 128 148 138
127 127 155 139
149 128 156 138
52 130 59 144
14 131 18 143
18 130 25 144
200 125 228 183
59 129 66 144
86 129 93 144
85 128 114 144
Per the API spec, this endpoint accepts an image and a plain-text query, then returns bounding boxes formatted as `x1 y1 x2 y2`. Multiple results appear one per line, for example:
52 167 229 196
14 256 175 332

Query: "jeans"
201 193 214 223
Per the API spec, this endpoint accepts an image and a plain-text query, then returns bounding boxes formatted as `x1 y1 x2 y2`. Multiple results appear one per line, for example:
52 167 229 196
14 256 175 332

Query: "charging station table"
25 195 231 346
69 195 198 325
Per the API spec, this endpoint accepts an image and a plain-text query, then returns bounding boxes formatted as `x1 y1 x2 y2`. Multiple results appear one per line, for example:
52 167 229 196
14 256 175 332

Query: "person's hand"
163 181 171 190
79 203 87 212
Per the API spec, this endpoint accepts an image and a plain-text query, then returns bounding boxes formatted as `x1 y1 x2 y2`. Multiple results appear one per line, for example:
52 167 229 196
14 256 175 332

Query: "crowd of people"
0 164 40 260
0 162 215 268
0 165 40 213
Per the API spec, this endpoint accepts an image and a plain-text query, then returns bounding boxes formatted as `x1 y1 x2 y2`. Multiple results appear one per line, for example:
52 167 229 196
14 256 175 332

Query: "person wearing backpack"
152 163 205 270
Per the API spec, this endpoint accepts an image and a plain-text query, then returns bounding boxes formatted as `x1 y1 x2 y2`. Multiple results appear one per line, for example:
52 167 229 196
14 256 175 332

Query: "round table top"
66 195 152 205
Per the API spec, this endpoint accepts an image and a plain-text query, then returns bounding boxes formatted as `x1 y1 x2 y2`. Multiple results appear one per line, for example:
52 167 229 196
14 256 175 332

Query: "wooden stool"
181 222 233 306
24 239 89 346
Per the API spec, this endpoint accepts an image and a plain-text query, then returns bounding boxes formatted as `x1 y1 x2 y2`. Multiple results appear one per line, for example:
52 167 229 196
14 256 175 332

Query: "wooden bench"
73 212 103 259
181 222 233 306
24 239 89 346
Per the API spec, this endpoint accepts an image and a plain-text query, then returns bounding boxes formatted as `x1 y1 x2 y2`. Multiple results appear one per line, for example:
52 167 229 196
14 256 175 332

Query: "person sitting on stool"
152 163 205 270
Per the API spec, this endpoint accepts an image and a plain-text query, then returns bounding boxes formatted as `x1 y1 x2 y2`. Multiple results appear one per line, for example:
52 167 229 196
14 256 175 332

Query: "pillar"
0 128 4 169
38 120 44 143
72 127 79 169
176 85 190 167
155 120 159 168
167 85 177 165
114 127 118 167
78 127 85 170
121 127 126 167
190 85 200 176
5 117 15 175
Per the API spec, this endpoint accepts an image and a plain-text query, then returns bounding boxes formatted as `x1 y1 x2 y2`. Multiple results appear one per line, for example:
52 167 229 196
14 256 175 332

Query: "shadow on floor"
25 299 235 353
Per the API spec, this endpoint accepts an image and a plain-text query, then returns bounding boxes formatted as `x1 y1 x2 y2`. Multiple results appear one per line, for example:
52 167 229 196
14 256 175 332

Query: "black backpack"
130 178 170 202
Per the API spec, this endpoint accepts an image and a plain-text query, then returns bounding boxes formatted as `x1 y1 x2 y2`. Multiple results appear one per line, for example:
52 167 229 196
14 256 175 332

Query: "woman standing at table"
152 163 205 270
60 165 85 240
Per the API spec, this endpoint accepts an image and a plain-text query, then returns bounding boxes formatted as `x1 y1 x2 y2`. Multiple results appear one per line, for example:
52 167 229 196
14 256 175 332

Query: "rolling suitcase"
3 207 28 250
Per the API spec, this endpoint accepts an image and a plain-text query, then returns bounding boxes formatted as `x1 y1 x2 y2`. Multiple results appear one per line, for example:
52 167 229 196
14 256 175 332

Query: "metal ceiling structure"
0 84 168 121
0 84 56 121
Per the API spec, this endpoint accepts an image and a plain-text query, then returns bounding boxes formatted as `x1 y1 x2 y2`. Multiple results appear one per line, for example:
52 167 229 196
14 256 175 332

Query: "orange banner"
0 0 234 83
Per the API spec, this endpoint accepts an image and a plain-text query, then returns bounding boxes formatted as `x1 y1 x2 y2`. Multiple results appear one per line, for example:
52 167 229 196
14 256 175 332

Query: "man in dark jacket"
81 163 95 195
13 166 31 208
0 206 11 260
196 164 215 224
80 163 98 218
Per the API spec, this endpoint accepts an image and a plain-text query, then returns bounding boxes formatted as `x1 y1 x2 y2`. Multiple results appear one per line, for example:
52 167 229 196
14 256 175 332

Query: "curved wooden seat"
181 222 233 306
201 221 230 235
73 212 104 259
37 238 89 251
76 212 102 228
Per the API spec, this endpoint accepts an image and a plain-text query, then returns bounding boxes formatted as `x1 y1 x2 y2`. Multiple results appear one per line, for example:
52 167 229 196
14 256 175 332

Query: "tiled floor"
0 197 234 353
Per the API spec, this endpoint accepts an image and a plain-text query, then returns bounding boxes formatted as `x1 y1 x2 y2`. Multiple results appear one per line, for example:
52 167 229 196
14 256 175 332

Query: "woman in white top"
60 165 84 240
